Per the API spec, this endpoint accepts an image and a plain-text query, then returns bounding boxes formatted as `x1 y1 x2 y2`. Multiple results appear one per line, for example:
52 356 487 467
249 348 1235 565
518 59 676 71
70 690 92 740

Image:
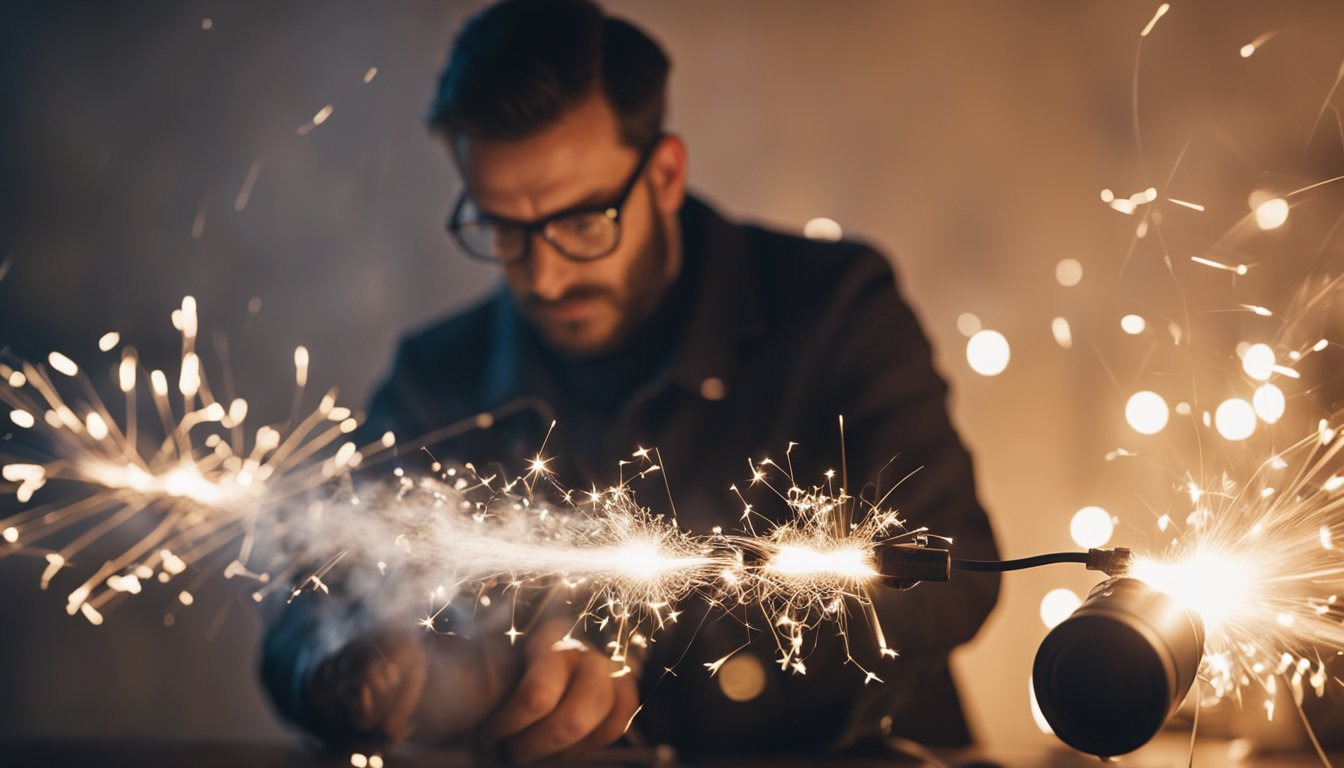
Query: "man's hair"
428 0 670 149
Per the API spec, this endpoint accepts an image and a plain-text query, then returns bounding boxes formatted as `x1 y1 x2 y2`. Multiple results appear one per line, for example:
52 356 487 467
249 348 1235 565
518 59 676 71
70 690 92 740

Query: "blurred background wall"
3 0 1344 752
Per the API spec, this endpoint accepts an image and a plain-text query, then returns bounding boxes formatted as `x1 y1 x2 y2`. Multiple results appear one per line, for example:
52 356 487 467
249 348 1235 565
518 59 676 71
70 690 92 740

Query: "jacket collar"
478 195 766 408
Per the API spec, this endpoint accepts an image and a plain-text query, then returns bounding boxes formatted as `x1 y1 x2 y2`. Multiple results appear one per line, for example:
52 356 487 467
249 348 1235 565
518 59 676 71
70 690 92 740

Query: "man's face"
452 95 680 357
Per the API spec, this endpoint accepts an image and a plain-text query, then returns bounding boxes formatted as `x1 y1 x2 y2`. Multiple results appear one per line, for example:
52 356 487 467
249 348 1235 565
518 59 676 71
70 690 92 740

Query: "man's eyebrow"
475 187 620 225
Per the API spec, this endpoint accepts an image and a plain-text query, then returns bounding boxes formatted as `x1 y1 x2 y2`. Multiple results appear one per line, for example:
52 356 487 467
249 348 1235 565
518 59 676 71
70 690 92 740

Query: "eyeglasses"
447 136 663 264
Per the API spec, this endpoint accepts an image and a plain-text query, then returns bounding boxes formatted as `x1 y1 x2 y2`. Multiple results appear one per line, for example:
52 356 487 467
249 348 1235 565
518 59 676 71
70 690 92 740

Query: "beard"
521 188 674 358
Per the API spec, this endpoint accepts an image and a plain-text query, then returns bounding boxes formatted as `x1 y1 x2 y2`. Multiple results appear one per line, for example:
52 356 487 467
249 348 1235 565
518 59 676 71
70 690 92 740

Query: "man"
262 0 999 762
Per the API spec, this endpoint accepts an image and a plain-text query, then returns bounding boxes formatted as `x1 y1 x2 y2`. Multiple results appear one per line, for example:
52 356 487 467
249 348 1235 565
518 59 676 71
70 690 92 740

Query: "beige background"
2 0 1343 752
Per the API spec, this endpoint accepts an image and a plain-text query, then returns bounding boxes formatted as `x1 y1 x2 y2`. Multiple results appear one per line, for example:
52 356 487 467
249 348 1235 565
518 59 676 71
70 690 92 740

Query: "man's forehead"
451 98 635 220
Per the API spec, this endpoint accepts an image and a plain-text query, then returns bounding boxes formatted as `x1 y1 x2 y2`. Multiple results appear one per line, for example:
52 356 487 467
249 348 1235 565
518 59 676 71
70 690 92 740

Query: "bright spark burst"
0 296 387 621
1127 427 1344 707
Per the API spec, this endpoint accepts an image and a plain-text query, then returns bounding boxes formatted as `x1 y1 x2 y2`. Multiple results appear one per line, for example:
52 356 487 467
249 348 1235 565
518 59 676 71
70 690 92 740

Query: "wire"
951 552 1092 572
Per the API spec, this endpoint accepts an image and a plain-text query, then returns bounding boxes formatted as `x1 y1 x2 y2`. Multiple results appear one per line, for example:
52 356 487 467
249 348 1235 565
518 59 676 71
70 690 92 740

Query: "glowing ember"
765 544 877 580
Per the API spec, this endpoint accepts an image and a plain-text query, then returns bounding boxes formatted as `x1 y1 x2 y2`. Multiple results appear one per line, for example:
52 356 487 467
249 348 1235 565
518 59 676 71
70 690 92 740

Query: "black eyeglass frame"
447 135 664 264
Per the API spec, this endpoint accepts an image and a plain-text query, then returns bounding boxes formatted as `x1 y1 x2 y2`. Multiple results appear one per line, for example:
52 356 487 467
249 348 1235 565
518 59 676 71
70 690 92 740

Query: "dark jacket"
262 195 999 756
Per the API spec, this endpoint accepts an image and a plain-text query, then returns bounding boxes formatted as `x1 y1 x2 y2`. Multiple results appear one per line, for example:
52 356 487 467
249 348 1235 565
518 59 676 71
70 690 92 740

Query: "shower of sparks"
712 444 920 680
1 307 915 666
276 440 921 682
1126 425 1344 709
0 311 920 677
0 296 389 622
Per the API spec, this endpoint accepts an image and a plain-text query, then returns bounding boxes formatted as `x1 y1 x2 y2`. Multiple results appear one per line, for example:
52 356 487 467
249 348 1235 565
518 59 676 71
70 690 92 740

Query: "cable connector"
1085 547 1133 577
874 543 950 590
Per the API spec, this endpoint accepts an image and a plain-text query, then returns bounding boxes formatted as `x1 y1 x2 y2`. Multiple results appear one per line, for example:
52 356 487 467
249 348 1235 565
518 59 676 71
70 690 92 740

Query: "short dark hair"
428 0 669 149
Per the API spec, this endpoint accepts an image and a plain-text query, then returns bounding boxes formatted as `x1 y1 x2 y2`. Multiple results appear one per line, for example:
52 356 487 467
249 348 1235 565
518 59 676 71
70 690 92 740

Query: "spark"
1140 3 1170 38
0 298 389 622
1239 31 1279 59
234 159 263 212
1167 198 1205 211
1127 427 1344 704
1191 255 1250 276
297 105 334 136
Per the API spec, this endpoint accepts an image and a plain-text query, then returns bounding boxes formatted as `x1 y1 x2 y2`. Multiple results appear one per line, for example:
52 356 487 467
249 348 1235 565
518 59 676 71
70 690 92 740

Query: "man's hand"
478 618 640 764
308 629 428 741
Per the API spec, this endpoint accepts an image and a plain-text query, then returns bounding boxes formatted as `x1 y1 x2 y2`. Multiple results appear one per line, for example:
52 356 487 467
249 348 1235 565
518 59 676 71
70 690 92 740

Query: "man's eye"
567 214 606 238
493 227 527 248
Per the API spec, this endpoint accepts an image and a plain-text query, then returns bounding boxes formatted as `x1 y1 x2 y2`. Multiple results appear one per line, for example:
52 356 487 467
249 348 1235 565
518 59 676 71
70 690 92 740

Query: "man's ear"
646 133 687 215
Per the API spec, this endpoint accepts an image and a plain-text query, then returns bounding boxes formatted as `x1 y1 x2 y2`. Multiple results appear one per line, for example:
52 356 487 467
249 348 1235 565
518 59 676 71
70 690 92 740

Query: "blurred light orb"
956 312 982 337
1070 506 1114 549
1254 198 1289 230
967 330 1010 376
1252 384 1285 424
1120 314 1146 335
1125 391 1170 435
1029 676 1055 735
1239 43 1256 58
1241 343 1276 381
1051 317 1073 349
1215 398 1257 441
803 217 843 241
1040 588 1082 629
1055 259 1084 287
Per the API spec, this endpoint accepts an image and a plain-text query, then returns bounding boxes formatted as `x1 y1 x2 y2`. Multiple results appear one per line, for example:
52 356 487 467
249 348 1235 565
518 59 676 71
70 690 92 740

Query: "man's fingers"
479 645 578 743
557 673 639 760
309 633 426 738
503 652 619 764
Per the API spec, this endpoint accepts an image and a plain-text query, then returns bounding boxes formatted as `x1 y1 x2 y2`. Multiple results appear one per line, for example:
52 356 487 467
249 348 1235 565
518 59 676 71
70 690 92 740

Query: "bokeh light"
1241 342 1276 381
1069 506 1114 549
1252 383 1285 423
1039 588 1082 629
966 330 1010 376
1120 314 1146 335
1055 258 1083 287
802 217 843 241
1125 391 1170 435
956 312 982 337
1051 317 1073 349
1215 398 1257 441
1254 197 1289 230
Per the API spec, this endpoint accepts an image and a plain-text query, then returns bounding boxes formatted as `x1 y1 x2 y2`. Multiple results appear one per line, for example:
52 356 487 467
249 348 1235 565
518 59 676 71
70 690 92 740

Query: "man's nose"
526 234 575 301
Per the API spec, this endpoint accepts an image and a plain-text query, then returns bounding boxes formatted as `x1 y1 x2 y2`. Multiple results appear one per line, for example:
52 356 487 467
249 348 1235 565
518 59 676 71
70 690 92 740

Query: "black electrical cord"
872 545 1133 589
951 552 1092 572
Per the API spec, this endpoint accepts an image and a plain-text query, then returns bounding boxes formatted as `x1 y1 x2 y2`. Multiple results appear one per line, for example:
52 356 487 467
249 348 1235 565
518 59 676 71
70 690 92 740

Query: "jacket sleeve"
258 337 434 743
